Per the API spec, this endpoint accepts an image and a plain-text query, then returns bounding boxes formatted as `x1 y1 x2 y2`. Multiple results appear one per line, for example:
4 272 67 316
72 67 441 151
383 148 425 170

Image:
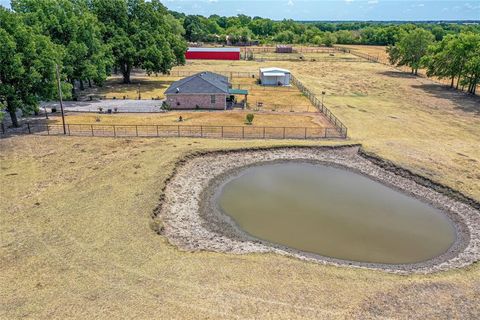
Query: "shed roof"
165 72 230 95
261 72 285 77
260 67 291 74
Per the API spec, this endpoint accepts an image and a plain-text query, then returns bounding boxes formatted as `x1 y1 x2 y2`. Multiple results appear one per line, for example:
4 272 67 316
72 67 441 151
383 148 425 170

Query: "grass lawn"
1 53 479 319
79 74 182 100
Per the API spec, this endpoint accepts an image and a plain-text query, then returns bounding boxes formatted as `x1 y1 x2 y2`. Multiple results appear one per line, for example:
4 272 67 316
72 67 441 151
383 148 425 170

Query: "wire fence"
157 70 257 79
244 46 347 54
290 75 348 138
1 123 345 140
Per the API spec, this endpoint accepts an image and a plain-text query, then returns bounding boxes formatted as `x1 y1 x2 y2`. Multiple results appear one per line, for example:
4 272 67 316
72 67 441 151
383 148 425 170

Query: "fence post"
177 125 180 137
283 127 286 139
221 126 224 138
200 126 203 138
47 124 50 135
135 125 138 137
113 125 116 137
67 124 71 136
27 123 31 134
91 124 94 136
242 126 244 139
263 127 266 139
304 127 307 139
156 125 159 137
324 128 327 138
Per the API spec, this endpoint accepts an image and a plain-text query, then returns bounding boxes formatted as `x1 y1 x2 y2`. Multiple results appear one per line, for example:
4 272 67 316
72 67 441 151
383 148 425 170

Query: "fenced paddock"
2 123 346 140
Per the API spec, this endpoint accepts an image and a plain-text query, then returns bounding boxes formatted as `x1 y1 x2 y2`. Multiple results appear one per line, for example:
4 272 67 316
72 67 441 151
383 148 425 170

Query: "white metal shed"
259 67 291 86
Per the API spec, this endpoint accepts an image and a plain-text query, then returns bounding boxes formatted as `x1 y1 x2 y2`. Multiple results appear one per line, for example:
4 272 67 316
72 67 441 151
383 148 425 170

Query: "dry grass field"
232 77 315 112
250 51 362 62
49 110 330 128
338 44 480 94
1 53 480 319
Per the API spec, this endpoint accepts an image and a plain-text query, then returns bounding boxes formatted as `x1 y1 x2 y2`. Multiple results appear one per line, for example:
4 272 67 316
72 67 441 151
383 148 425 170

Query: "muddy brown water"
216 162 456 264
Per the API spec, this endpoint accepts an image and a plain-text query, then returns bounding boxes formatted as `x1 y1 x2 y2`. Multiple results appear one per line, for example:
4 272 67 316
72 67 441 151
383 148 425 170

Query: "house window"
176 102 180 106
211 95 216 104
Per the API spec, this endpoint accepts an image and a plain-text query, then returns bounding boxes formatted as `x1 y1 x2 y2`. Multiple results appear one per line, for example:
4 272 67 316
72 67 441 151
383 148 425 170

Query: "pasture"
1 47 479 319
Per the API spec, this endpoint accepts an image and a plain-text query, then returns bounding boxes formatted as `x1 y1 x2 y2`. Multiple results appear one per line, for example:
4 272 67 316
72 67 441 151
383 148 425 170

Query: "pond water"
216 163 456 264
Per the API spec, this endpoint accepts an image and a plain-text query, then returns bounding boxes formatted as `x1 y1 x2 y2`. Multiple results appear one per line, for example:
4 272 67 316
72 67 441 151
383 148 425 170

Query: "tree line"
177 12 479 46
387 29 479 94
1 0 186 126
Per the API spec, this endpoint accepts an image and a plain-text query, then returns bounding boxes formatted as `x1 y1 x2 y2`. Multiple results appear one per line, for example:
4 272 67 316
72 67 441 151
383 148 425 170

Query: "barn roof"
187 47 241 52
165 72 230 95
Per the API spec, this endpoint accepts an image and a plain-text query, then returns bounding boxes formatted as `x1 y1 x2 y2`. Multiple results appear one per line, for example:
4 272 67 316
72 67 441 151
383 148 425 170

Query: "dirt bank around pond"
155 146 480 274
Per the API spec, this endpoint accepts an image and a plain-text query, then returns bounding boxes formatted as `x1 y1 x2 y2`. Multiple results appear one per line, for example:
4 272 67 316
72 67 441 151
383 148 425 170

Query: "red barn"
185 47 240 60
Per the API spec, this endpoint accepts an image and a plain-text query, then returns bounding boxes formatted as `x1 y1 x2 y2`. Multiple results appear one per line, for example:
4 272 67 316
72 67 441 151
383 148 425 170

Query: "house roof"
260 67 291 74
165 72 230 95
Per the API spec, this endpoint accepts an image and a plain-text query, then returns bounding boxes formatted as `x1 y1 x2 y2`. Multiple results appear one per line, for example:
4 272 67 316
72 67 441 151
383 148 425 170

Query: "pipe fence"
290 75 348 138
1 123 345 140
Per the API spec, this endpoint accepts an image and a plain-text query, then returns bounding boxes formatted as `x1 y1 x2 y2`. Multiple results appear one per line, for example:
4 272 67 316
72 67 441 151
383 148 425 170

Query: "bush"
161 101 170 111
246 113 254 124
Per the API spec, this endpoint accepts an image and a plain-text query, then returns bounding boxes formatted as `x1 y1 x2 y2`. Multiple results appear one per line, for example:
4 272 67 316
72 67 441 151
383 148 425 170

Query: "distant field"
250 51 362 62
338 44 480 94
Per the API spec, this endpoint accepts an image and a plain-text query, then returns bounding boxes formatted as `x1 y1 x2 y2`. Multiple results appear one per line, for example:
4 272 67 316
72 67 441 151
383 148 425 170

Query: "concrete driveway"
41 99 165 113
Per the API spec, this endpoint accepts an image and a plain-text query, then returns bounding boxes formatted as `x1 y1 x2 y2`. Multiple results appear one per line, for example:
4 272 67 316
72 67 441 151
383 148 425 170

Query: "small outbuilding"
259 67 291 86
276 45 293 53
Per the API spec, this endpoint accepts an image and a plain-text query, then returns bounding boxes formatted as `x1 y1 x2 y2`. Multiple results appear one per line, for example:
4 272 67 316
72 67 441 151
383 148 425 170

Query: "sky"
1 0 479 21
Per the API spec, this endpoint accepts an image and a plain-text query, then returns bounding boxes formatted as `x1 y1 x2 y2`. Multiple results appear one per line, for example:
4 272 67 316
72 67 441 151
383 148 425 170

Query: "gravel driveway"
41 99 165 113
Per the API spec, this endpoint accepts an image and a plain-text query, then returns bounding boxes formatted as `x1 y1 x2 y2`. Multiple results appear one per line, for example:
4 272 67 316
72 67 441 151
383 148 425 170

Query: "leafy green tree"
226 26 253 43
0 7 62 127
183 15 207 42
93 0 186 84
274 30 295 43
323 32 337 47
12 0 111 97
460 33 480 94
387 28 434 75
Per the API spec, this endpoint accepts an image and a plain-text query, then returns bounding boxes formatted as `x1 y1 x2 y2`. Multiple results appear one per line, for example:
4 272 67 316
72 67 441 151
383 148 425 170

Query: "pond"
216 162 456 264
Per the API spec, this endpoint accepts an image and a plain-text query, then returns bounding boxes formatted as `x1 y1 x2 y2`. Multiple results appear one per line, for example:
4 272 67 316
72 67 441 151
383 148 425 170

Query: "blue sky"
1 0 479 20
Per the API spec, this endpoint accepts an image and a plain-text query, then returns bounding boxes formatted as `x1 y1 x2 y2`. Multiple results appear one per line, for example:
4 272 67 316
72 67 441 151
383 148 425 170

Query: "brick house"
165 72 248 110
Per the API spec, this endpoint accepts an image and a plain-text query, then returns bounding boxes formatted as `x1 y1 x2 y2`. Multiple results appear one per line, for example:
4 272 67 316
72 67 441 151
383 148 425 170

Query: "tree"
422 32 480 91
323 32 337 47
12 0 111 97
0 7 62 127
387 28 434 75
93 0 187 84
183 15 206 42
460 33 480 94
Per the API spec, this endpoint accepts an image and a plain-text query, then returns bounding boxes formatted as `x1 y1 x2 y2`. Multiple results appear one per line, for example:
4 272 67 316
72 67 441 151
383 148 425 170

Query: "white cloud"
345 0 354 2
208 0 218 3
287 0 294 6
367 0 378 4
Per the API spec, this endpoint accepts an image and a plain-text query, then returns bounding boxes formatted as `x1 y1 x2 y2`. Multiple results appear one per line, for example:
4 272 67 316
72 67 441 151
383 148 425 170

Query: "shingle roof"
165 72 230 94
